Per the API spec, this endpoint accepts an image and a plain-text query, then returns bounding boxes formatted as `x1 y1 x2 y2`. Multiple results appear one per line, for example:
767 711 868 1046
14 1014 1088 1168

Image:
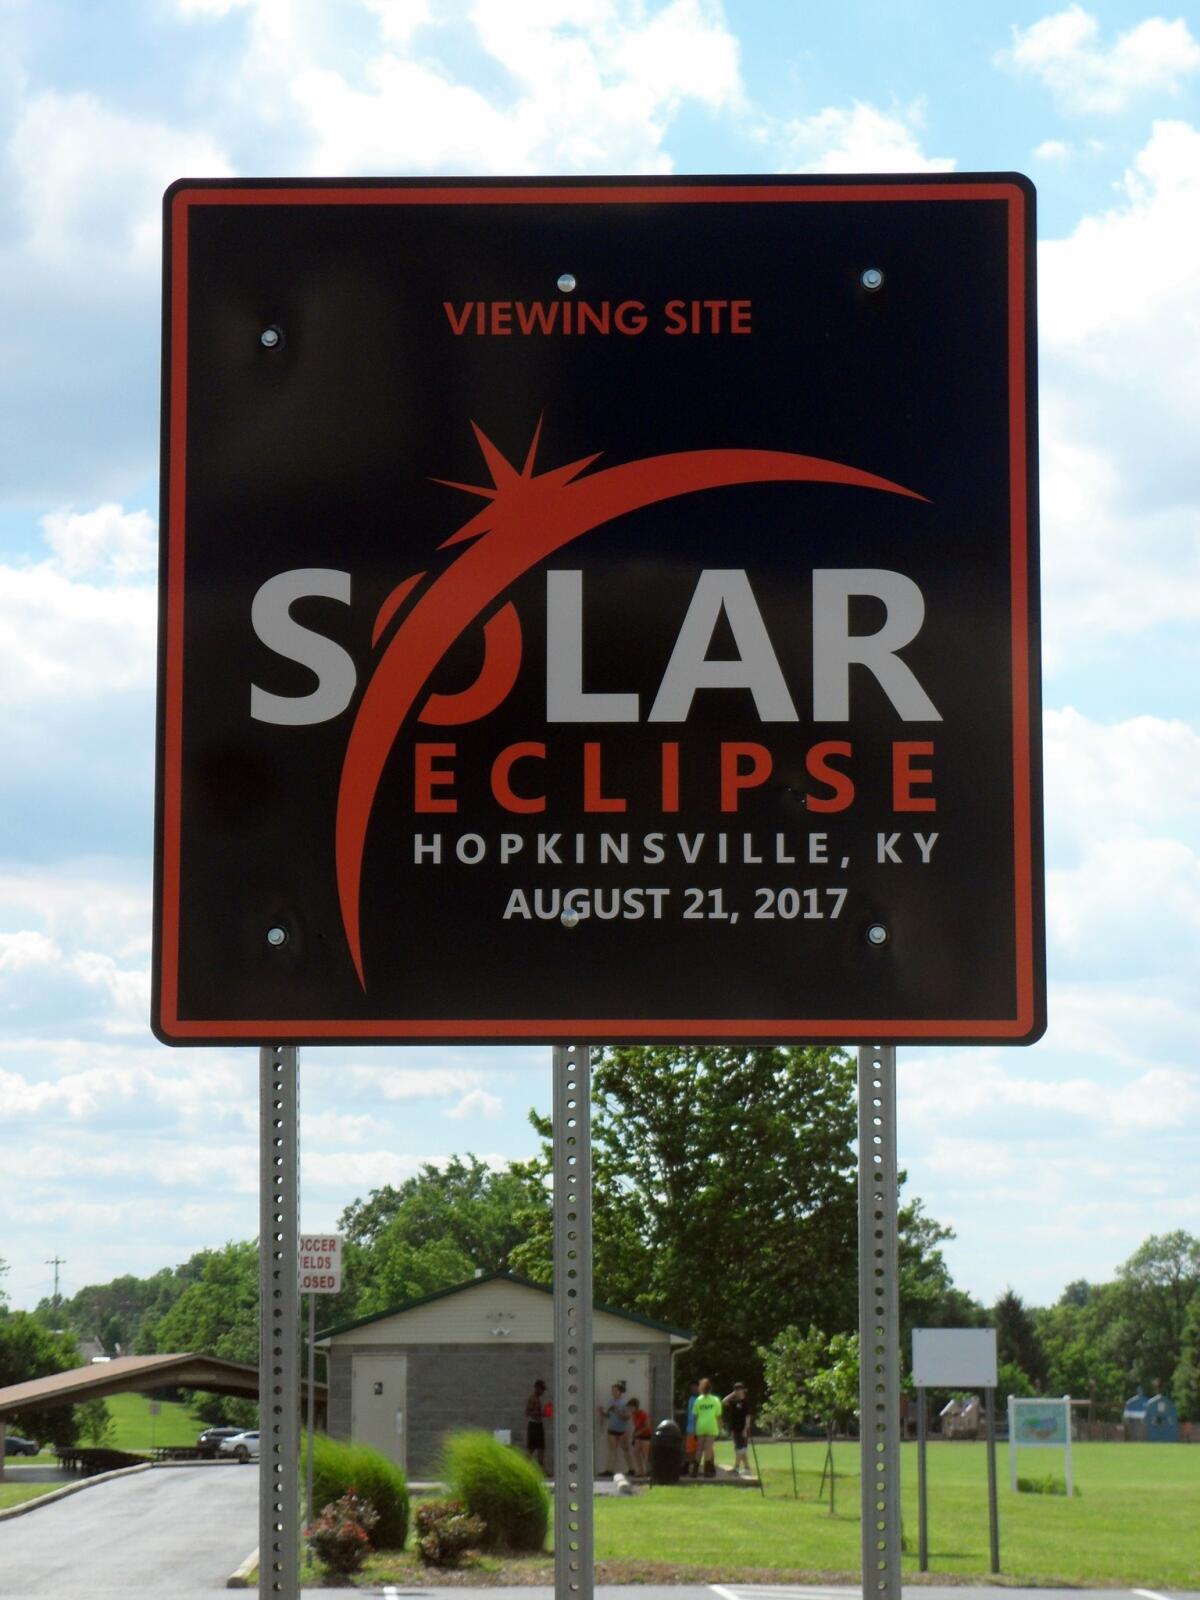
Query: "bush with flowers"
305 1490 379 1577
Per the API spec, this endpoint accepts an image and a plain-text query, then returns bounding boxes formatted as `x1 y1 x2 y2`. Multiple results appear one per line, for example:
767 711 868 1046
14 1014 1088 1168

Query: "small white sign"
912 1328 998 1389
298 1232 343 1293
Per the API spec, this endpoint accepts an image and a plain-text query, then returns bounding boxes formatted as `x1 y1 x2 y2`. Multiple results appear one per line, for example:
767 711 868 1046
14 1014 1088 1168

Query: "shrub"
440 1431 550 1552
1016 1473 1075 1496
306 1491 378 1576
310 1432 410 1549
414 1498 487 1567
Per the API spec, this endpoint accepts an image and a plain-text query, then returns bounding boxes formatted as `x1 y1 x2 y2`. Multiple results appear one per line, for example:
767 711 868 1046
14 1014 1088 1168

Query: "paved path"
0 1462 257 1600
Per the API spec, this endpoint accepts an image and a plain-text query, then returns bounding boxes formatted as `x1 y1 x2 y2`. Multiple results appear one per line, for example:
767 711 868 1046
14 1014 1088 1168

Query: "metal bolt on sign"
858 1044 901 1600
553 1045 594 1600
259 1045 301 1600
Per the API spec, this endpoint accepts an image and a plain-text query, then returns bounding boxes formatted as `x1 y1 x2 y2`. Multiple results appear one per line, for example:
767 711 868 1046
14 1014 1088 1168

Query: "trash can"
650 1418 683 1484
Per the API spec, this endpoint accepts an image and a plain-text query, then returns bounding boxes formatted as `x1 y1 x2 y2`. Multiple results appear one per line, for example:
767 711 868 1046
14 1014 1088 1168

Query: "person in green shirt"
692 1376 723 1477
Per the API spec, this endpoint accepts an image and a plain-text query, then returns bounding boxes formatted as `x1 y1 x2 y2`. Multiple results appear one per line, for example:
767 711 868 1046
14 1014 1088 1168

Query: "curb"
227 1547 258 1589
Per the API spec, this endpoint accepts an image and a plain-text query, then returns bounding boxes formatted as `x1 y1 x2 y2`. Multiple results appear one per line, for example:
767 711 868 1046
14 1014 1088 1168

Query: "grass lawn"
101 1391 209 1451
0 1482 61 1512
354 1440 1200 1588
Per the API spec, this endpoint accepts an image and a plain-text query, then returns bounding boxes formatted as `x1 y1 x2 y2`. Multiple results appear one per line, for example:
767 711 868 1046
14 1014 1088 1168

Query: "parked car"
3 1435 40 1456
219 1430 260 1463
197 1425 245 1453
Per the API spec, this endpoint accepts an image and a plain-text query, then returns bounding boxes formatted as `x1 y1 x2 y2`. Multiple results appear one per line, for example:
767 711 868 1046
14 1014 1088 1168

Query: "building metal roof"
316 1268 695 1343
0 1352 326 1417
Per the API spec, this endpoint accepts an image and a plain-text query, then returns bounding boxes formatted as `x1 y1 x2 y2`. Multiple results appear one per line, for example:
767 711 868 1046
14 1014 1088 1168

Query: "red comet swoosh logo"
336 420 927 987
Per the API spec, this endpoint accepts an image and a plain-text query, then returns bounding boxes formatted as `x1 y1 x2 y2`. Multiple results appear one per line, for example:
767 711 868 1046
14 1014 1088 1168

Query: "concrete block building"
317 1270 692 1478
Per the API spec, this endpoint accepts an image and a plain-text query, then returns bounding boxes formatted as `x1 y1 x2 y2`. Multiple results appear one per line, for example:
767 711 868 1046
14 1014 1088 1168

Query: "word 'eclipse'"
246 423 939 988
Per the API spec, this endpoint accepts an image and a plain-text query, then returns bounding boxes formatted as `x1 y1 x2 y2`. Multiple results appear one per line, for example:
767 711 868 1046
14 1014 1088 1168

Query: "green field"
359 1439 1200 1588
0 1482 61 1512
101 1391 208 1450
587 1439 1200 1586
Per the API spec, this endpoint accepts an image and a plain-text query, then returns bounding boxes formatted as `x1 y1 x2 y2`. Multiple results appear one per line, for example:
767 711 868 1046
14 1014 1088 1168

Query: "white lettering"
812 569 941 721
649 570 798 722
546 570 639 722
250 568 356 724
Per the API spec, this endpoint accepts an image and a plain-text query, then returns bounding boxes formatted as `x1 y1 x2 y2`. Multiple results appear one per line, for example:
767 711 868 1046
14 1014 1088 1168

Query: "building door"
351 1353 407 1469
594 1351 649 1472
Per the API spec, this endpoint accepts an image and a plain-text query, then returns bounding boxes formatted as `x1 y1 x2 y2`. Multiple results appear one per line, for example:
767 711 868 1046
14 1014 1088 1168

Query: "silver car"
219 1430 260 1463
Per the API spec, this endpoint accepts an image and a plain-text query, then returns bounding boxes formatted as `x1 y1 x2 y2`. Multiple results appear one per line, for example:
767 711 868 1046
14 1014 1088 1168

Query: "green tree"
512 1044 957 1393
0 1312 81 1448
1172 1293 1200 1422
76 1397 116 1446
1035 1284 1125 1416
342 1155 547 1318
139 1242 259 1424
140 1242 259 1366
513 1045 861 1389
897 1196 984 1349
993 1289 1047 1386
1112 1231 1200 1393
758 1323 859 1512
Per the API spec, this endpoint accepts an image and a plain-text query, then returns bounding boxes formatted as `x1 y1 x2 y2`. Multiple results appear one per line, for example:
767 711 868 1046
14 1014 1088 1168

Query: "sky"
1 0 1198 1321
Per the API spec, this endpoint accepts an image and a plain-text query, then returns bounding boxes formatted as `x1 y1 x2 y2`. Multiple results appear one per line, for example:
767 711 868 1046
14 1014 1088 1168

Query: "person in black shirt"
722 1382 754 1475
525 1379 548 1469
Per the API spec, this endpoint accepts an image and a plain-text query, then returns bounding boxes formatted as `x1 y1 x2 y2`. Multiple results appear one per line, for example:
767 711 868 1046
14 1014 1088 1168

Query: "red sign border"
154 176 1043 1045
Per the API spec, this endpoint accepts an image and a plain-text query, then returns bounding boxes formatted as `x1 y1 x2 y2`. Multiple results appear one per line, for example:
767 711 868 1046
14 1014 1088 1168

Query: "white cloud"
899 1053 1200 1139
301 1110 381 1144
41 505 157 579
177 0 253 14
1034 138 1073 162
303 1150 435 1188
447 1087 503 1119
352 1065 492 1102
0 863 151 962
1040 120 1200 348
1044 708 1200 844
291 0 741 174
0 559 156 704
7 91 232 272
999 5 1200 114
1038 122 1200 657
0 929 150 1032
365 0 433 46
778 99 954 173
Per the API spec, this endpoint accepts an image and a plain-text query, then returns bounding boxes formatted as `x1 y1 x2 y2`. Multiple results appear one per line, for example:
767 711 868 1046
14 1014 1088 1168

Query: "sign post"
1009 1396 1074 1496
298 1232 342 1559
553 1047 593 1600
155 174 1044 1600
259 1046 299 1600
912 1326 1001 1573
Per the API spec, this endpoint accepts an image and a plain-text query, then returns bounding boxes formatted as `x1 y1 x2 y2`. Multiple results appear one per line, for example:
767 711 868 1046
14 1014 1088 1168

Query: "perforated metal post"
260 1045 300 1599
553 1045 593 1600
858 1044 901 1600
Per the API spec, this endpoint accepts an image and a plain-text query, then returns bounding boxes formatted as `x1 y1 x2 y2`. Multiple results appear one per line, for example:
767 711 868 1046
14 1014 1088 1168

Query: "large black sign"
154 176 1044 1045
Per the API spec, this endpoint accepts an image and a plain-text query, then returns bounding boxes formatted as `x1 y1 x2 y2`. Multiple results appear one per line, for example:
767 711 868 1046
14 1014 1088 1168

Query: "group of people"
685 1376 754 1477
524 1374 754 1479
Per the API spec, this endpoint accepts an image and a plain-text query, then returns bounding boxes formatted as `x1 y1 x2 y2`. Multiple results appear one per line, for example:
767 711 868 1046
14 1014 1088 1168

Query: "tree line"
3 1048 1198 1440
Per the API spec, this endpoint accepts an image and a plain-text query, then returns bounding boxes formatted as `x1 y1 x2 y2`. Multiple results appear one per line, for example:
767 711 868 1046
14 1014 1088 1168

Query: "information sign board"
153 175 1044 1045
912 1327 998 1390
298 1233 342 1294
1009 1396 1070 1447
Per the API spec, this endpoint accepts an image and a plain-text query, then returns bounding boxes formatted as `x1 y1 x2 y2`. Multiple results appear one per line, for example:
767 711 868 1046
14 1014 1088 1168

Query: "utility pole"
45 1256 66 1317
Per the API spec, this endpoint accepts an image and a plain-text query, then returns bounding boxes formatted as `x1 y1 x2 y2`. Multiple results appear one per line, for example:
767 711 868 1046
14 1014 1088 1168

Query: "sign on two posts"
154 175 1045 1600
153 175 1043 1046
